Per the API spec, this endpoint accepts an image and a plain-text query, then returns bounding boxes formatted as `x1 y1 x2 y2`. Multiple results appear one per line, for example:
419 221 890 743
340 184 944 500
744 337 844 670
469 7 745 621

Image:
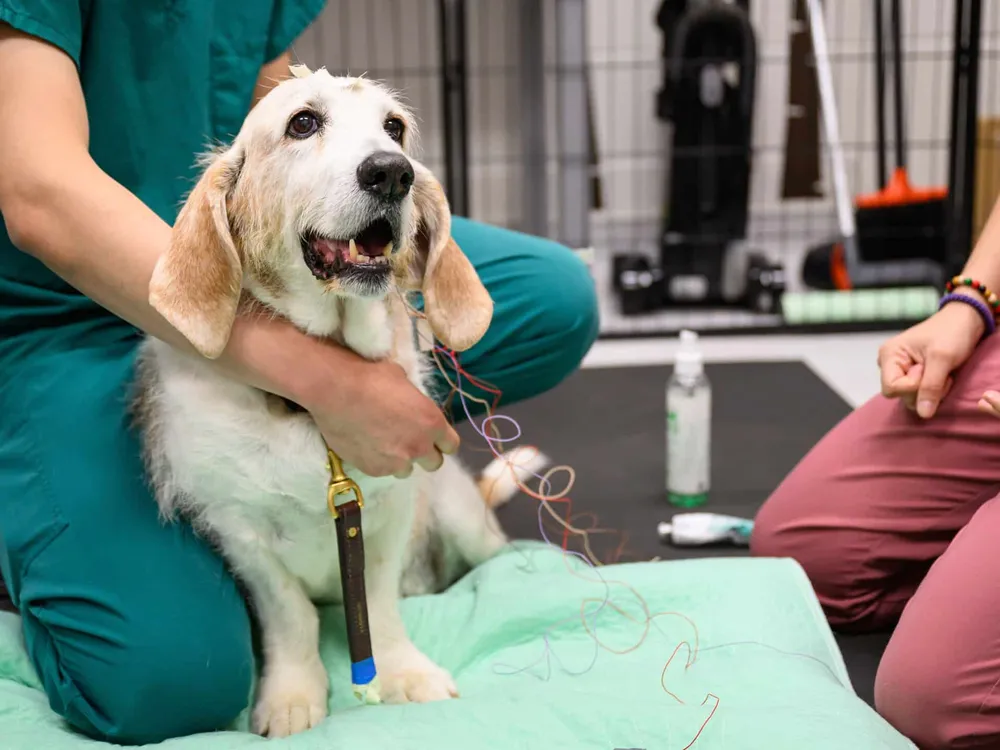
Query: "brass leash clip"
326 448 364 519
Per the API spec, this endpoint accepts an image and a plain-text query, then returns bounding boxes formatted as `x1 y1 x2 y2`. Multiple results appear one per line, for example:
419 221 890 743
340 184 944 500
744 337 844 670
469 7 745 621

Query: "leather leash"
326 447 382 704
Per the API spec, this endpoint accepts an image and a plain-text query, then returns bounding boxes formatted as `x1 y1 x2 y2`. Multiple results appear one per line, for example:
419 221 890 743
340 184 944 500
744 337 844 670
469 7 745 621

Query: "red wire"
440 344 720 745
683 694 721 750
439 347 575 550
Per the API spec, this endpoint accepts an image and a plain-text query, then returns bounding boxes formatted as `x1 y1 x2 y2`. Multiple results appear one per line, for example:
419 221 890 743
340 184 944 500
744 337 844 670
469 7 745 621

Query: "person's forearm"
0 29 359 407
960 194 1000 294
8 154 207 351
5 154 362 405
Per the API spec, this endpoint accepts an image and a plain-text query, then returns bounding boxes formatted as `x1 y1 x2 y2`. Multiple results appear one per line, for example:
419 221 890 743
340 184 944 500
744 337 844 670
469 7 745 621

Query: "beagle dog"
133 65 545 738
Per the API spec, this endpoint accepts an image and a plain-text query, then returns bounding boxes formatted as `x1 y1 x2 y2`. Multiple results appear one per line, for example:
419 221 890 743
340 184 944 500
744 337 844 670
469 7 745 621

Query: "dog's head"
149 65 492 359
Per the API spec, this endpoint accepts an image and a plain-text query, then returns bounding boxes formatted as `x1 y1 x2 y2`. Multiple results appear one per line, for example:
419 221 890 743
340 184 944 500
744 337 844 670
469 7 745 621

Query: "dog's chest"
143 296 424 599
269 513 350 602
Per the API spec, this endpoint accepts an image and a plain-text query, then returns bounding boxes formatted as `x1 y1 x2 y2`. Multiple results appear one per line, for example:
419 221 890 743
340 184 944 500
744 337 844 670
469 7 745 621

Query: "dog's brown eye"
287 111 319 138
384 117 404 143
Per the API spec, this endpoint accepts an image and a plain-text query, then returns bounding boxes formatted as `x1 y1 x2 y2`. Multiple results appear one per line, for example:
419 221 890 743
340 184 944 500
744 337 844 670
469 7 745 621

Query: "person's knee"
749 484 821 566
751 486 884 630
876 650 998 749
102 624 252 744
748 491 824 567
446 219 599 406
0 348 255 743
25 585 253 744
876 680 971 749
520 241 600 386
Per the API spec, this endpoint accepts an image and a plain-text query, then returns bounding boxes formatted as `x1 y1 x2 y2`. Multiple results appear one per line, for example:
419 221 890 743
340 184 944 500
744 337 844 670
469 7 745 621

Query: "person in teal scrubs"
0 2 598 744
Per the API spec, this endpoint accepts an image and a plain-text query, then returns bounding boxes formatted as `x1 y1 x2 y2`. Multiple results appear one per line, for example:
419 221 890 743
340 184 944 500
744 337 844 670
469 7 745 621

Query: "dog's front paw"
378 647 459 704
253 659 329 738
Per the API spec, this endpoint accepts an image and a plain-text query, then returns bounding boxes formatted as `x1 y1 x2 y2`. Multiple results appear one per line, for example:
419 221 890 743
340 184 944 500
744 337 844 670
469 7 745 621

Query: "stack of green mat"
782 287 939 326
0 545 915 749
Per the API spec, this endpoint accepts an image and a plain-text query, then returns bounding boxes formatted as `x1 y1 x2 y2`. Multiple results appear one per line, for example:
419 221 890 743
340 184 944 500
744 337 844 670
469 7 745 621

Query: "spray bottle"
666 330 711 507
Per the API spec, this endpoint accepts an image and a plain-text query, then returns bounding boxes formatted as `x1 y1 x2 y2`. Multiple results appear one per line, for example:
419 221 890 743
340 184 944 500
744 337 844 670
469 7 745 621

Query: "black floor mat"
456 361 887 706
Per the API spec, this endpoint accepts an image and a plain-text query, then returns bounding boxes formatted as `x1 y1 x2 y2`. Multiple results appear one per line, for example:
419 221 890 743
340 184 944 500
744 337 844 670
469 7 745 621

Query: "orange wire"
400 293 720 745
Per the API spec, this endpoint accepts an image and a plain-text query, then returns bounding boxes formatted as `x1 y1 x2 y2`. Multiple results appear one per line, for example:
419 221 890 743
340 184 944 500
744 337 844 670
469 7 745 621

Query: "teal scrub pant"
0 218 599 745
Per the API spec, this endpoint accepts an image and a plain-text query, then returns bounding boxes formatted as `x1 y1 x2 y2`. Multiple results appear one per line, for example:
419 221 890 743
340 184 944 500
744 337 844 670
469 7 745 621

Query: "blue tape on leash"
350 658 381 704
352 657 376 686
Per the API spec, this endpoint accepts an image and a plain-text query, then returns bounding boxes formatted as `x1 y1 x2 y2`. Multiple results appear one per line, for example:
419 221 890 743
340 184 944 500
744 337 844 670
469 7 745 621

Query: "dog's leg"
366 487 459 703
215 526 329 738
430 456 510 567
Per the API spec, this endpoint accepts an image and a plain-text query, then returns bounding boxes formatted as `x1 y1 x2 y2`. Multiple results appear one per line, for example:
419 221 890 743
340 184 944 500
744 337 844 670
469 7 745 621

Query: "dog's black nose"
357 151 414 200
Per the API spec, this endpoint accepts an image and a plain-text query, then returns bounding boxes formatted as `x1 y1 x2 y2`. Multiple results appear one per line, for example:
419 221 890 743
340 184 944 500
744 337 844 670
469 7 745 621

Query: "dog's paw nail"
253 694 327 738
253 663 329 738
379 651 458 704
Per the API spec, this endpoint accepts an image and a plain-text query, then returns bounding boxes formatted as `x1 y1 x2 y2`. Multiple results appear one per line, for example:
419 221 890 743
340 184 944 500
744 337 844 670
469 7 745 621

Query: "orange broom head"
855 167 947 209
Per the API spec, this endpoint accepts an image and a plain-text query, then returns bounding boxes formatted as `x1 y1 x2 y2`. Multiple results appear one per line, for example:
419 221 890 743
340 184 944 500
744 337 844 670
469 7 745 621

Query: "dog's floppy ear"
405 162 493 351
149 147 244 359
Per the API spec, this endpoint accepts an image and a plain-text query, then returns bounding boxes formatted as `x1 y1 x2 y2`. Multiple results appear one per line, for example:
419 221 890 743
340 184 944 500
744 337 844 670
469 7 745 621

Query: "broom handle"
890 0 906 171
805 0 857 243
874 0 888 186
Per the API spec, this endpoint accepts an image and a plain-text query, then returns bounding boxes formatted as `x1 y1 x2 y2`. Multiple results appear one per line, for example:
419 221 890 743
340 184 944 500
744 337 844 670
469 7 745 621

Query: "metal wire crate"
293 0 1000 338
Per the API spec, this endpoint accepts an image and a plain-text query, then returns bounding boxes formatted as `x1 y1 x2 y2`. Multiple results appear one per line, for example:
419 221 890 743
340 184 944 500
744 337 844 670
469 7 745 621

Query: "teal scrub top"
0 0 325 346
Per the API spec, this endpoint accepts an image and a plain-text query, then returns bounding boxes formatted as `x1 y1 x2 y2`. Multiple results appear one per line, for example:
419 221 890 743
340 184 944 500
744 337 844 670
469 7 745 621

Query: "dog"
132 65 546 738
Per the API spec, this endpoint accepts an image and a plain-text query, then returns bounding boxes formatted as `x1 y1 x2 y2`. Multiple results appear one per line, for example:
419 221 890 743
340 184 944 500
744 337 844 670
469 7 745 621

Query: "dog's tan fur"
134 67 545 739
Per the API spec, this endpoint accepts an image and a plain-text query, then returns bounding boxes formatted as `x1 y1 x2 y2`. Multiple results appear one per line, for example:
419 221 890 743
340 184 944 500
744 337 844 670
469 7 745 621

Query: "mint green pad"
782 287 940 325
0 546 915 749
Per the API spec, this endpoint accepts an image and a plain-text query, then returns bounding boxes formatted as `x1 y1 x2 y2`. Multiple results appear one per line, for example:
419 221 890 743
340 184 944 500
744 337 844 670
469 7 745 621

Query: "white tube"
657 513 754 546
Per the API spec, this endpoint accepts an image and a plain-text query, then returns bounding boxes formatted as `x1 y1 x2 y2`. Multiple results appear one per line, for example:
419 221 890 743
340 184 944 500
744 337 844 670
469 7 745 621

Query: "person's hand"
298 358 460 478
978 390 1000 419
878 298 986 419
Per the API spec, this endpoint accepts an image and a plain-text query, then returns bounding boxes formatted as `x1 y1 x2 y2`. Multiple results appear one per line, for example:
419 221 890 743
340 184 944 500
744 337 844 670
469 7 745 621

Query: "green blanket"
0 545 915 749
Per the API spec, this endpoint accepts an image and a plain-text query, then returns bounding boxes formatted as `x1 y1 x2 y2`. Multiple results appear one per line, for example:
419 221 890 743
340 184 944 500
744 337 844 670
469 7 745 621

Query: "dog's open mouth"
302 218 397 281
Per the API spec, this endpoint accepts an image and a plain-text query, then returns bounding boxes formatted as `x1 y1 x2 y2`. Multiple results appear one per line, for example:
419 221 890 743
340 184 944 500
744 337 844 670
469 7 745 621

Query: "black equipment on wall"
438 0 470 217
658 0 755 268
614 0 784 316
945 0 983 277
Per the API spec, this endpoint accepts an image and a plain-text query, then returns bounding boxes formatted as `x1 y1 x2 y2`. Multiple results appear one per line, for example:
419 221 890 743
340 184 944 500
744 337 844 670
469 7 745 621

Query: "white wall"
292 0 1000 257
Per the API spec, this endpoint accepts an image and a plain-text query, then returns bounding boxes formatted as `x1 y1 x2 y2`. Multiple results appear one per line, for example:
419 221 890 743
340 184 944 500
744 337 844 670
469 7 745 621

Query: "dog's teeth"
384 242 394 257
349 239 359 262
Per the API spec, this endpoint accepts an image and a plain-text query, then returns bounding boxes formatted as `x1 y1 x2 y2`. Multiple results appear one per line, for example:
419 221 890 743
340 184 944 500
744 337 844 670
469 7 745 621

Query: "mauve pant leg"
751 335 1000 631
875 494 1000 749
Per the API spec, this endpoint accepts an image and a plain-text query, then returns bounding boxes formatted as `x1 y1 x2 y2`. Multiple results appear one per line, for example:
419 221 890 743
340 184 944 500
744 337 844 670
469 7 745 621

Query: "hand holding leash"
301 358 459 477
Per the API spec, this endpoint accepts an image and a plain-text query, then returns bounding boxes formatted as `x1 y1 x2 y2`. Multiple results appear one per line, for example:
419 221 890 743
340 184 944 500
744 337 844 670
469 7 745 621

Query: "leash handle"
326 447 381 704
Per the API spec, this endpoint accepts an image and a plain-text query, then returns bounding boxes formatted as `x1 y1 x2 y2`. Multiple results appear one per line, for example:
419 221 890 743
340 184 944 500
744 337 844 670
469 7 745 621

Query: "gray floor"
460 361 850 560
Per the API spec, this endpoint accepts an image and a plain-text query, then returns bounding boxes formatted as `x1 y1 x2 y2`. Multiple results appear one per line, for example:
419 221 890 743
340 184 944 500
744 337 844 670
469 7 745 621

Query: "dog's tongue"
357 238 388 258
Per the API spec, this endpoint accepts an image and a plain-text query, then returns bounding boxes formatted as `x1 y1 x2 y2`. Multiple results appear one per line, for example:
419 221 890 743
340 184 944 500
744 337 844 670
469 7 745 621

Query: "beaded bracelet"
939 293 997 336
945 276 1000 316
